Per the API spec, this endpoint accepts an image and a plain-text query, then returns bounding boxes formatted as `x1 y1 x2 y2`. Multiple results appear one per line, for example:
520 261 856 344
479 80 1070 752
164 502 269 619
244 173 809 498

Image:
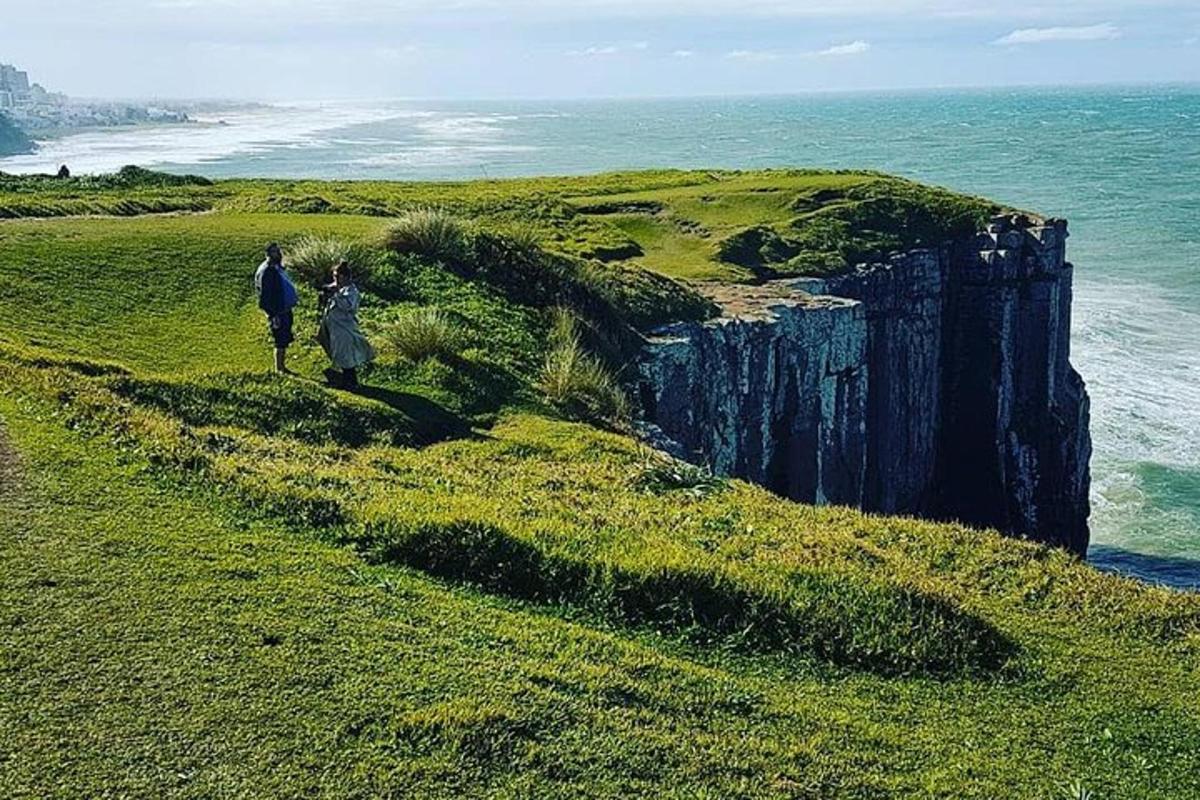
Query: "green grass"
570 171 875 230
383 208 472 265
604 213 740 282
387 307 466 363
0 165 219 216
1 167 1001 282
568 170 998 279
0 212 382 373
4 356 1200 798
1 168 1198 798
106 371 461 447
537 310 630 424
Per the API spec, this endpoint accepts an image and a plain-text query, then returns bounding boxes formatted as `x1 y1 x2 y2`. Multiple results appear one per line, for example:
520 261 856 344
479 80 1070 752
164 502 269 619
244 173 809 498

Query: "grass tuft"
286 235 382 286
495 221 544 252
383 208 470 265
387 307 465 363
1062 781 1094 800
538 310 629 424
630 450 728 498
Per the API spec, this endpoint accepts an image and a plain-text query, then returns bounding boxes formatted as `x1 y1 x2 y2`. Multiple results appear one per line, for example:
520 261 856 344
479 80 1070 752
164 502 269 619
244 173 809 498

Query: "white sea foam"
412 114 510 141
0 103 411 175
1074 278 1200 471
0 102 554 181
1073 275 1200 567
346 143 539 169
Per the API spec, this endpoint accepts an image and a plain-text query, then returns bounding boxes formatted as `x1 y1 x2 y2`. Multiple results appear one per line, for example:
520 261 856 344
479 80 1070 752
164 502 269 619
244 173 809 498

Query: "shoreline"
31 119 201 142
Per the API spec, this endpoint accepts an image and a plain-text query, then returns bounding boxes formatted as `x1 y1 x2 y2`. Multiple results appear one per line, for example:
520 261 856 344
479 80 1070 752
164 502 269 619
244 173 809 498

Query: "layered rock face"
638 289 868 506
637 217 1093 554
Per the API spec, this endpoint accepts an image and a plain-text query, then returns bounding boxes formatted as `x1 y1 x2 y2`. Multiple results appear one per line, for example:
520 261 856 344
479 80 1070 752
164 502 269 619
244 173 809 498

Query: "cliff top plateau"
1 167 1197 799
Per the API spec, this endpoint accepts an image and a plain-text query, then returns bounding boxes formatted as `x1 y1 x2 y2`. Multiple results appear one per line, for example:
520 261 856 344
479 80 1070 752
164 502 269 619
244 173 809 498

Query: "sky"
4 0 1199 100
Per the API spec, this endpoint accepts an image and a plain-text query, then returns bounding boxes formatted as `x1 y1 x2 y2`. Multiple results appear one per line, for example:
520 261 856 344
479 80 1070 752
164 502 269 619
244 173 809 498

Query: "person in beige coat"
318 261 375 389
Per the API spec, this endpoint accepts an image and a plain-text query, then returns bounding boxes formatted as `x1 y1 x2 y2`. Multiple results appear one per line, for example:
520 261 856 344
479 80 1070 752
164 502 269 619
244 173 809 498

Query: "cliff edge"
0 112 36 157
638 214 1092 554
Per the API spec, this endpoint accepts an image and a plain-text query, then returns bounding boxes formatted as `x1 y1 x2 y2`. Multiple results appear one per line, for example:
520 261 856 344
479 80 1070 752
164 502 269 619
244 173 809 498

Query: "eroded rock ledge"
637 216 1093 554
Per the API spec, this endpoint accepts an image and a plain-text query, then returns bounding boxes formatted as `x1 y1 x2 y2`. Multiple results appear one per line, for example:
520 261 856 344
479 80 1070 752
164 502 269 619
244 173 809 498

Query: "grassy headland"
0 113 36 157
1 168 1197 799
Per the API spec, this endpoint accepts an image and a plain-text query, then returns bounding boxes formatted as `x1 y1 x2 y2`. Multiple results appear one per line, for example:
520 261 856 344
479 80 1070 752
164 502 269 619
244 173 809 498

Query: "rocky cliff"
0 113 36 157
637 216 1093 554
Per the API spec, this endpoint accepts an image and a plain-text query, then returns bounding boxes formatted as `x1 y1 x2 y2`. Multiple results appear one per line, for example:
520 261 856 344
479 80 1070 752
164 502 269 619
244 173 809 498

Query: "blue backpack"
280 268 299 309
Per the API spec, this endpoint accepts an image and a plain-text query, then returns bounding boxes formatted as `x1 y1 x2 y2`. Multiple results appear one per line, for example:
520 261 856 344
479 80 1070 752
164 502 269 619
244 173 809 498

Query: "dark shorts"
268 310 294 349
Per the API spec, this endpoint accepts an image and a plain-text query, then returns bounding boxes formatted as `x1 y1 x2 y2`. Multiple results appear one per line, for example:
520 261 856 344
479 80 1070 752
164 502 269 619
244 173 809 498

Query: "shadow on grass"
363 352 526 425
354 517 1017 678
110 371 473 450
353 383 473 446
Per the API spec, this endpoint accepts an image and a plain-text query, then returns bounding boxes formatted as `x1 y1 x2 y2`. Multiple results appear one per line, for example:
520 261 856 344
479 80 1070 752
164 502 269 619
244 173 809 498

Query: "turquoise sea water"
5 86 1199 588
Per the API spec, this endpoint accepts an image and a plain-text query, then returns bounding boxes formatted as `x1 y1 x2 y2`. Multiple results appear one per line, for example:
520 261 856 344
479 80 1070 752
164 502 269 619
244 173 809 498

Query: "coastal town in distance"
1 61 193 132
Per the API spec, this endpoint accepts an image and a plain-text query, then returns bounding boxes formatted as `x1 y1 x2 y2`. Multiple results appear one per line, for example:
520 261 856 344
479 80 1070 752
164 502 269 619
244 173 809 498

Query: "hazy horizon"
5 1 1198 101
54 79 1200 106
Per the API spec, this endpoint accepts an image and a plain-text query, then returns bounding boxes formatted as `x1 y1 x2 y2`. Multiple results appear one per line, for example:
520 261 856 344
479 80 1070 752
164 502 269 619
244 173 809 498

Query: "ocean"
4 86 1198 588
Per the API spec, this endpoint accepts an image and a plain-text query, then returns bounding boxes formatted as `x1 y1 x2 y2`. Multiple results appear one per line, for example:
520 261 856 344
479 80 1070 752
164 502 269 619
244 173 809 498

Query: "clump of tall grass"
383 209 470 265
1061 782 1093 800
388 307 464 362
631 450 727 499
538 309 628 424
288 235 382 286
497 221 544 252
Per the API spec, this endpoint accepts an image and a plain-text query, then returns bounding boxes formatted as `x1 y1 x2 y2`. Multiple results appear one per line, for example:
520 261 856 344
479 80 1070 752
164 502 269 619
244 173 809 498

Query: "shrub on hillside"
497 222 544 252
264 194 334 214
383 209 470 265
111 165 213 188
468 234 640 362
470 230 578 302
538 310 628 424
388 307 464 362
288 235 382 287
581 261 718 331
631 451 727 498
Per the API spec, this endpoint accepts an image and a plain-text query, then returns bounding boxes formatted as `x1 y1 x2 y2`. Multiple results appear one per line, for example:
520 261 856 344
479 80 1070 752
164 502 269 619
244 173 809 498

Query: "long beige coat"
322 284 375 369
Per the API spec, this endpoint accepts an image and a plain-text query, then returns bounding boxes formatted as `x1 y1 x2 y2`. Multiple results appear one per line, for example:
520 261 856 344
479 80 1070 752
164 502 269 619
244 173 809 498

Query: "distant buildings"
0 60 185 132
1 62 67 112
0 64 29 109
0 64 30 102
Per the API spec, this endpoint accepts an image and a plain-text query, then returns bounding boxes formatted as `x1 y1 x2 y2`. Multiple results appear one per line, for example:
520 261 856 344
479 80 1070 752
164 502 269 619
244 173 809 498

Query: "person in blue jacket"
253 243 299 374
